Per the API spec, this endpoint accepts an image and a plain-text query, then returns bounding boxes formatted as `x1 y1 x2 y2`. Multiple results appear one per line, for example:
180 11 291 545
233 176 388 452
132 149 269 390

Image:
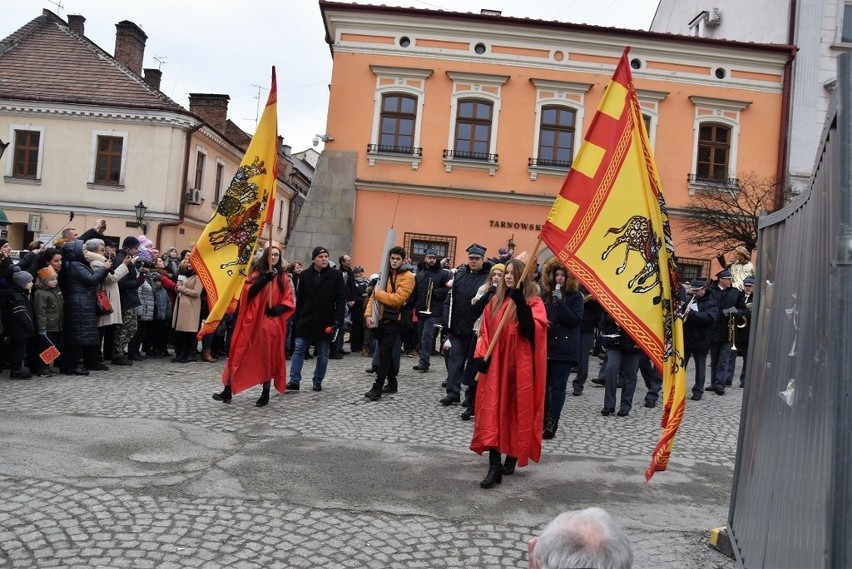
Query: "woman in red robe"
213 246 294 407
470 258 547 489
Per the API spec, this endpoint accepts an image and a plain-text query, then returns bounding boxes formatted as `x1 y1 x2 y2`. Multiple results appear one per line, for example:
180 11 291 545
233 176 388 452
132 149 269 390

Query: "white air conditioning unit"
187 187 203 204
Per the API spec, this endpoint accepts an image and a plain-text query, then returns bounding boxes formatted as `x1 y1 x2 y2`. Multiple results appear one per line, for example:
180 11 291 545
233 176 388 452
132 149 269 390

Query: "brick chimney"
188 94 230 133
143 68 162 91
67 14 85 36
114 20 147 75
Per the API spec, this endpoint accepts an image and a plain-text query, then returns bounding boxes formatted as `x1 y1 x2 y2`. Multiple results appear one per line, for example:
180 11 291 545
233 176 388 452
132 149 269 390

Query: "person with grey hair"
527 507 633 569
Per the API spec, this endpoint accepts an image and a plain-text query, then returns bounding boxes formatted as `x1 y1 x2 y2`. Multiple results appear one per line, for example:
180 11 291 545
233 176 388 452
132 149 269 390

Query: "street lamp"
134 201 148 234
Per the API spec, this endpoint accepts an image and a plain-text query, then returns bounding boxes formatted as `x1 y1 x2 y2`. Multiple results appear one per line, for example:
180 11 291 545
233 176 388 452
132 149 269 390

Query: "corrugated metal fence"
728 52 852 567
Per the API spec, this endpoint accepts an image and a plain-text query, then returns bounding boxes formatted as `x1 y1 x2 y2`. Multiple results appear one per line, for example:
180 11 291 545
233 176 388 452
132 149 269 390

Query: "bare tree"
680 172 786 255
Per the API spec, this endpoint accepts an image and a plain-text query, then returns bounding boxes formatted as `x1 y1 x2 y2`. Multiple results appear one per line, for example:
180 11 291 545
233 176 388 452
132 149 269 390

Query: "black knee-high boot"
502 456 517 475
256 381 271 407
480 449 503 489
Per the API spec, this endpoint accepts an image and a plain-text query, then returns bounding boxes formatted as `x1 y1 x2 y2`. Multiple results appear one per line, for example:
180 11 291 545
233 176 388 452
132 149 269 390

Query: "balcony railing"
687 173 740 189
443 149 498 162
528 157 572 169
367 144 422 156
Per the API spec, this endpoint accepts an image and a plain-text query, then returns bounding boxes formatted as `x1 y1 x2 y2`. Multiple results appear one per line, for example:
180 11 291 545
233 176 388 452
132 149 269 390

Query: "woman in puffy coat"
539 258 583 440
85 238 130 363
59 240 110 374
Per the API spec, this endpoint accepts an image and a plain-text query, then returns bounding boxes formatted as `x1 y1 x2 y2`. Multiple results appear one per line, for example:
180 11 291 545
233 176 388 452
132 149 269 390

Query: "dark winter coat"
598 313 642 354
2 285 36 340
292 265 345 341
541 290 583 363
59 240 109 346
33 284 64 333
683 293 719 355
414 263 450 318
115 250 143 310
443 261 492 337
709 285 740 342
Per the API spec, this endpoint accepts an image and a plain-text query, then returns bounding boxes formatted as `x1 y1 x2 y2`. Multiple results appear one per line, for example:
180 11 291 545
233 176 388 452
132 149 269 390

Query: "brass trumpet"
728 313 738 351
420 280 434 315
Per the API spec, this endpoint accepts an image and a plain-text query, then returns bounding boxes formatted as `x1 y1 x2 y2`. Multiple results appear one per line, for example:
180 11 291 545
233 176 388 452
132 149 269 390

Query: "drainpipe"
775 0 798 210
157 122 203 247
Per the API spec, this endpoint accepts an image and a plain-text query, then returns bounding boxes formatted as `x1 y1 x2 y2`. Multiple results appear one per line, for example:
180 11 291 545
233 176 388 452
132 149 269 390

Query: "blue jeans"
546 360 574 420
290 336 331 385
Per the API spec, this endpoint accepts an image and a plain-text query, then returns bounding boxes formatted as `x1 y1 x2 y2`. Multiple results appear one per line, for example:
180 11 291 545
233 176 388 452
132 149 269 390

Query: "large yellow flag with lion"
539 48 686 480
190 67 278 340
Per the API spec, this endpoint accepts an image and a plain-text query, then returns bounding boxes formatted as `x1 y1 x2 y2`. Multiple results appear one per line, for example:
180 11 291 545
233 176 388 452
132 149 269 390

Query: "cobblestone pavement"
0 349 744 568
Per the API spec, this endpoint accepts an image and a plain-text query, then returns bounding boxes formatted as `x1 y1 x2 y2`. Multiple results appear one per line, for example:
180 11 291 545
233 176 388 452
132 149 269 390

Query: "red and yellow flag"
190 67 278 340
539 48 686 480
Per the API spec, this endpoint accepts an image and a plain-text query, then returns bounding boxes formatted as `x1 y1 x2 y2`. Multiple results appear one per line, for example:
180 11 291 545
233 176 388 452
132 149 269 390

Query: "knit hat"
122 236 141 250
12 268 33 288
312 246 329 259
37 266 57 283
138 235 153 248
490 263 505 276
0 239 7 248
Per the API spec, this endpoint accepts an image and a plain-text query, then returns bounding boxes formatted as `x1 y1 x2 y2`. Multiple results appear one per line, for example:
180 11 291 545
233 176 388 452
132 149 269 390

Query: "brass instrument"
736 293 751 329
420 280 434 315
583 293 593 303
728 313 738 351
679 295 696 322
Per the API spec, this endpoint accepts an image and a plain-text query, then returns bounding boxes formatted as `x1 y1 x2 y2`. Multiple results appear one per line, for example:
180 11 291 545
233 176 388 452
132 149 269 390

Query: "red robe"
470 295 547 467
222 271 295 395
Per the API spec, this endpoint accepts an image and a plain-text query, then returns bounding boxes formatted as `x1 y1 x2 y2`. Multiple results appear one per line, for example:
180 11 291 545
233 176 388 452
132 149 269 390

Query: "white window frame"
368 65 432 170
5 123 46 182
192 146 208 194
88 129 129 189
214 159 226 205
838 1 852 45
528 79 591 181
444 71 509 176
688 96 750 195
636 89 669 153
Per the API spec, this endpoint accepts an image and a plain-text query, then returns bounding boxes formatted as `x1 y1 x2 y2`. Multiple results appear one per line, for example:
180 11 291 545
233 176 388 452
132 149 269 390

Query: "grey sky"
1 0 659 152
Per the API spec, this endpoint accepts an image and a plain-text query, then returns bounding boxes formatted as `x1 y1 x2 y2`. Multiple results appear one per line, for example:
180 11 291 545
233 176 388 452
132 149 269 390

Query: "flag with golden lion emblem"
539 48 686 480
191 67 278 340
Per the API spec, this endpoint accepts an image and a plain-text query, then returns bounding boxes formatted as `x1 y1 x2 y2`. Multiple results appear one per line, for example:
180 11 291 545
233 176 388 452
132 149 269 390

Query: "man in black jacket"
683 278 720 400
112 236 143 366
286 246 345 392
440 243 492 405
709 269 740 395
412 247 450 373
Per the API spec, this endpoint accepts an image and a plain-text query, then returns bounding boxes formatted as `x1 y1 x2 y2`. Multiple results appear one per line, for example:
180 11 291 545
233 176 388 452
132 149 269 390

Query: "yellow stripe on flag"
546 195 579 232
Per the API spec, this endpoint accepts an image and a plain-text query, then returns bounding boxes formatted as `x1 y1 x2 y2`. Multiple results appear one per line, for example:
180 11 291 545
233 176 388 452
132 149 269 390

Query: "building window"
13 130 40 179
696 123 731 181
278 198 285 229
675 257 711 285
368 65 432 170
404 232 456 266
843 3 852 43
194 150 206 190
378 94 417 152
214 161 225 204
536 105 575 167
95 136 124 185
453 99 493 160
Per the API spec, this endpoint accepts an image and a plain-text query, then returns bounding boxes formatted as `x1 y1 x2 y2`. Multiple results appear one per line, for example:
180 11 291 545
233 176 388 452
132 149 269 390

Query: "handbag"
95 287 114 316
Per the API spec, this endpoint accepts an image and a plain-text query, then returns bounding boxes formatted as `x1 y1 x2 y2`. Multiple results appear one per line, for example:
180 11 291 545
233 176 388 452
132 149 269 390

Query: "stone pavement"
0 349 744 568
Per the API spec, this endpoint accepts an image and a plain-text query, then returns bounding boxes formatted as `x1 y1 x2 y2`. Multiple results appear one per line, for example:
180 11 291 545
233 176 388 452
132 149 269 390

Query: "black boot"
460 391 476 421
543 416 559 440
365 379 383 401
212 385 232 404
502 456 517 475
256 381 271 407
381 379 398 394
480 449 503 489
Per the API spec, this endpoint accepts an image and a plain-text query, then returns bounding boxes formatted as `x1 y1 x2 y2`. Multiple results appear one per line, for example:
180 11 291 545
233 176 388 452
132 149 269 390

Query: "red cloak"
222 271 295 395
470 295 547 467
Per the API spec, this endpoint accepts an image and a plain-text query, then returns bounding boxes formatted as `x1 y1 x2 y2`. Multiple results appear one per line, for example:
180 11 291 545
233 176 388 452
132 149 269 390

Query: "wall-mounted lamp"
0 137 9 160
134 200 148 234
312 134 335 147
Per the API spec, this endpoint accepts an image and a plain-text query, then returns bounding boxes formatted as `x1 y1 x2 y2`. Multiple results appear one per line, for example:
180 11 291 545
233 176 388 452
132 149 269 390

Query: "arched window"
378 94 417 152
453 98 493 160
696 123 731 181
537 105 575 167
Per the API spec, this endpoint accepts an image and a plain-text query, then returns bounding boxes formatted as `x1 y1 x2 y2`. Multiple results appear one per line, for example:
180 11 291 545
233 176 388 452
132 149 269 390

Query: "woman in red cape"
213 246 294 407
470 258 547 489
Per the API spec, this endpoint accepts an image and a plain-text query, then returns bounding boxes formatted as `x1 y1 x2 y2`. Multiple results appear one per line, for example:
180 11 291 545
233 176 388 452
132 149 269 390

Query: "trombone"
736 293 752 329
420 280 434 315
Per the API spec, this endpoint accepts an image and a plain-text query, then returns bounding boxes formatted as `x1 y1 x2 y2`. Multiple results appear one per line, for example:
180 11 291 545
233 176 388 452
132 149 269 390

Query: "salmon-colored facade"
319 1 792 277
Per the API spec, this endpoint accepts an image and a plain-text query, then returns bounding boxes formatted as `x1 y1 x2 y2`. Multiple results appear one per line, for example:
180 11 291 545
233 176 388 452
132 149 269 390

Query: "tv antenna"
249 83 267 128
47 0 65 13
153 56 167 70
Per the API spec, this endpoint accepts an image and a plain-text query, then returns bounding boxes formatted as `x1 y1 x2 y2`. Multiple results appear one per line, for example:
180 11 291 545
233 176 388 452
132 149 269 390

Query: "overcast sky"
1 0 660 152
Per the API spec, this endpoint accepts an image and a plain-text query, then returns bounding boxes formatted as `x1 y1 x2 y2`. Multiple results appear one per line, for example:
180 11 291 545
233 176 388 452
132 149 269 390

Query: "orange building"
314 2 793 278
